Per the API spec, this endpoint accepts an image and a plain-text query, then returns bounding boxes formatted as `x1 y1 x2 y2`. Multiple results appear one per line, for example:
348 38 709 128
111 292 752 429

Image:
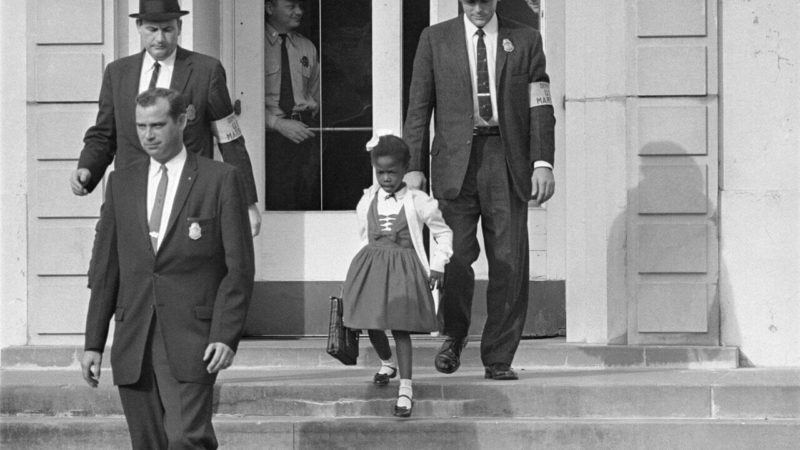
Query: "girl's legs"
368 329 392 360
391 330 413 411
391 330 412 379
368 330 397 382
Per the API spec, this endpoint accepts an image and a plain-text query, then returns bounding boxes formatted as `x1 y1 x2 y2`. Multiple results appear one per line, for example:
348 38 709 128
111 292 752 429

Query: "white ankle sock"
378 359 396 375
397 379 412 408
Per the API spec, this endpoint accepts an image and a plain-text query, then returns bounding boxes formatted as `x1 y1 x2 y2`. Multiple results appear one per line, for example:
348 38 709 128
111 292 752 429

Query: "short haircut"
370 135 411 167
135 88 187 121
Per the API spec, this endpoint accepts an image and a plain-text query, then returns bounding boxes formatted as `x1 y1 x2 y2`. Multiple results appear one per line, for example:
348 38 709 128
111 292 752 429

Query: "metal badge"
503 38 514 53
186 104 196 121
188 222 202 240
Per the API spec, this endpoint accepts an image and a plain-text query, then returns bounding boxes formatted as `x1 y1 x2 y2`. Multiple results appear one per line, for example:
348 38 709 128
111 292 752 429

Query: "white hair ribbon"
365 129 394 151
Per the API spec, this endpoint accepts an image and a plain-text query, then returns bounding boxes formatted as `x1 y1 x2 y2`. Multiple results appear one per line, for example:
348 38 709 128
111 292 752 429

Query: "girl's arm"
415 193 453 273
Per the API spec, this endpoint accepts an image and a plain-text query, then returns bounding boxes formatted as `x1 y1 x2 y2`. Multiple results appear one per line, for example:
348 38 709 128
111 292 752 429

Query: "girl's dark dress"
342 195 438 332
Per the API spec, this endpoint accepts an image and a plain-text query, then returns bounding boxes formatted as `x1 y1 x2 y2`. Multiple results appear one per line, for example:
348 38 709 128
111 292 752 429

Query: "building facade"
1 0 797 367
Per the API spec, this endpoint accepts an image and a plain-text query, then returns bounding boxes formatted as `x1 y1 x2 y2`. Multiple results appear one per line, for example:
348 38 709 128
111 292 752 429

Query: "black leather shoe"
393 394 413 418
373 366 397 385
484 364 518 380
434 336 468 374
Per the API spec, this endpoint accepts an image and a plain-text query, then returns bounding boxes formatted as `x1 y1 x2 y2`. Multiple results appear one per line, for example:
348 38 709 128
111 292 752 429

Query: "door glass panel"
264 0 372 211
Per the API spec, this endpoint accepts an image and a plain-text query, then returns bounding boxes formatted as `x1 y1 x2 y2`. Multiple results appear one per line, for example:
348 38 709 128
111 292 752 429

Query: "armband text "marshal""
529 82 552 107
211 113 243 143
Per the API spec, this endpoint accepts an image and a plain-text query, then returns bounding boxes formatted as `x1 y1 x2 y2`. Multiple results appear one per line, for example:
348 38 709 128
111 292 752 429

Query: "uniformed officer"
265 0 321 210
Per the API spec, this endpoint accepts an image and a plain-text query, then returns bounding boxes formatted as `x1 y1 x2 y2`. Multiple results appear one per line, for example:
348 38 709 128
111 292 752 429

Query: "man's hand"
248 204 262 237
70 168 92 196
274 118 315 144
203 342 235 374
81 350 103 388
429 270 444 291
403 171 427 191
531 167 555 205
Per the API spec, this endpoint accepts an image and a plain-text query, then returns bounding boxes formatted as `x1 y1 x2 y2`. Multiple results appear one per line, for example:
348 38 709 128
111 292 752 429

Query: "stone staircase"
2 338 799 449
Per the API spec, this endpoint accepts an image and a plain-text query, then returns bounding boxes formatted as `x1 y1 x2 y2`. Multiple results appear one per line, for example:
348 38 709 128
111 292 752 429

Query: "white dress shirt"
464 14 499 127
147 148 187 251
463 14 552 170
139 50 177 94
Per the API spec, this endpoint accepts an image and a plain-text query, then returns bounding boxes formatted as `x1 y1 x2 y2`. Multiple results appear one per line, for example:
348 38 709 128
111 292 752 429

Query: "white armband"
210 113 243 143
529 82 552 107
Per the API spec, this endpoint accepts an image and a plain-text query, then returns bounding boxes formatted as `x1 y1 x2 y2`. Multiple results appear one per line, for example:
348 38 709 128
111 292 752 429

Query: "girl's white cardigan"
355 185 453 275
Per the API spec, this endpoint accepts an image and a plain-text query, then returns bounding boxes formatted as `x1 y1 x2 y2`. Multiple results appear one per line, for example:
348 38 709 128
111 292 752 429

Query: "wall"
566 0 721 346
24 0 116 345
720 0 800 366
0 1 29 348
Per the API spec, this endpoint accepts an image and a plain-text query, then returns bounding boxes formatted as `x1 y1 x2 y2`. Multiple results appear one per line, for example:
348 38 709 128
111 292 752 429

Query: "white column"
372 0 403 134
1 0 29 347
431 0 458 24
564 0 629 344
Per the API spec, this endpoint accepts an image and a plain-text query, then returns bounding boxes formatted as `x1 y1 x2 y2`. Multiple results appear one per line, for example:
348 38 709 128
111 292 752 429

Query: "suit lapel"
128 51 145 100
123 53 146 146
170 47 192 93
129 163 151 253
447 18 471 93
161 152 198 248
495 17 510 91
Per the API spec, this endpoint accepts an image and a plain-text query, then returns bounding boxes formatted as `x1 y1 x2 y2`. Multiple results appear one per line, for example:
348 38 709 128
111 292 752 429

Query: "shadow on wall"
597 140 728 358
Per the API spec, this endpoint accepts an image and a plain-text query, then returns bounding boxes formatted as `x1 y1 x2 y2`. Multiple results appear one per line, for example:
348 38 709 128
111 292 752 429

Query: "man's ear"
265 0 274 16
176 19 183 34
177 113 188 131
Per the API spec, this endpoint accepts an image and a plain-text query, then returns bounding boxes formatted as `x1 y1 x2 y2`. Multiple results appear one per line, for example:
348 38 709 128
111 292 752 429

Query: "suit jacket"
84 151 255 385
403 15 556 201
79 47 258 204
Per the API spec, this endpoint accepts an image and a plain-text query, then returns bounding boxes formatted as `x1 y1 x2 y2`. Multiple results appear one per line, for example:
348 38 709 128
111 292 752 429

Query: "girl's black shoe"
392 394 413 417
373 366 397 385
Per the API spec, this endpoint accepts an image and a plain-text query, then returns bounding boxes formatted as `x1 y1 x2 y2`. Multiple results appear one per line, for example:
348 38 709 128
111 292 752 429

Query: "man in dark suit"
80 88 254 449
70 0 262 236
403 0 556 380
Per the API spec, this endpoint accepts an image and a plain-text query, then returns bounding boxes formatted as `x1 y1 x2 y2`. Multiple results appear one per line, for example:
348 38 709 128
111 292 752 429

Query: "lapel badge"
188 222 202 240
503 39 514 53
186 104 196 121
301 56 309 68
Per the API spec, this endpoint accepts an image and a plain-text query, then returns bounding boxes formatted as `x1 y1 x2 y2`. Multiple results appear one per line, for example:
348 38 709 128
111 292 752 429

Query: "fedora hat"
129 0 189 21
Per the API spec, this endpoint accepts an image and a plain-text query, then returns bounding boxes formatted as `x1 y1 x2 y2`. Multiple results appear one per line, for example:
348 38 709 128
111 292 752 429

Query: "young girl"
342 134 453 418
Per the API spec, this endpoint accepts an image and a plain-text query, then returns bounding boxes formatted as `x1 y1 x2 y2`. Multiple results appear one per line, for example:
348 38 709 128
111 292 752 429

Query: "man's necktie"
476 28 492 122
279 34 295 116
149 61 161 90
149 165 168 252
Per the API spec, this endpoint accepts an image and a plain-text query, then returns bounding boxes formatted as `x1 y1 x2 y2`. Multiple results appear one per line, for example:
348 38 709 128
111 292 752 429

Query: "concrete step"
3 368 798 419
1 337 739 370
2 416 799 450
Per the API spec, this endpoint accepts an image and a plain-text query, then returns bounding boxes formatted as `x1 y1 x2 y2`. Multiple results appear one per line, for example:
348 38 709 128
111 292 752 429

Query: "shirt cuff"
266 114 278 130
533 161 553 170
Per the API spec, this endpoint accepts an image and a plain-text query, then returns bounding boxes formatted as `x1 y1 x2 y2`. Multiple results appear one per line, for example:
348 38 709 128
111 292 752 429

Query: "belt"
473 126 500 136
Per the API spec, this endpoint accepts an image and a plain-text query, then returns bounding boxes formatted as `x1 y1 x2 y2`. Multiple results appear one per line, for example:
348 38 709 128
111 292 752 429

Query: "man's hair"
135 88 187 121
370 135 411 167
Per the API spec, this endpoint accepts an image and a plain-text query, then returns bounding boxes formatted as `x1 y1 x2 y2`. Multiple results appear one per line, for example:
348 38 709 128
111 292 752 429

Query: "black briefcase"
326 296 359 365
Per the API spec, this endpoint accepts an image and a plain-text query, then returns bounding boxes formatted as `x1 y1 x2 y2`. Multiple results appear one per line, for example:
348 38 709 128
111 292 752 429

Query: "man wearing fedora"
70 0 263 237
